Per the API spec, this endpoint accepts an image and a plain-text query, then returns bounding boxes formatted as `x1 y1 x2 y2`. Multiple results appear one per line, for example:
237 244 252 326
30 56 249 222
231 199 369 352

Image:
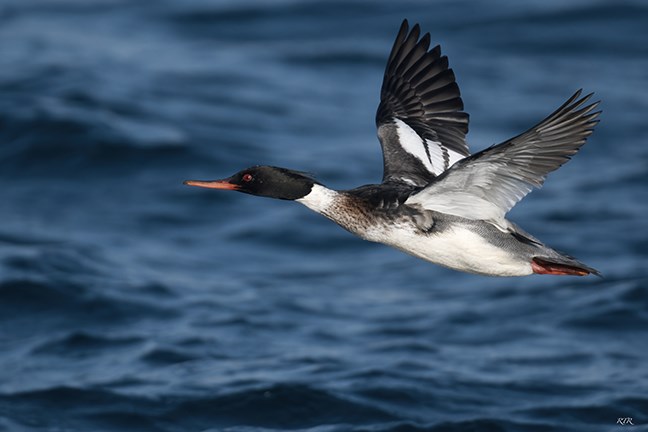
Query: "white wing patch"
394 118 435 173
425 138 446 174
447 146 465 168
394 118 464 176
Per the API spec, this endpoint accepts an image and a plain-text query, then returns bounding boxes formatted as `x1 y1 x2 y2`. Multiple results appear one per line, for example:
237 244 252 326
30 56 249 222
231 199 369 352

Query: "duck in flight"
185 20 601 277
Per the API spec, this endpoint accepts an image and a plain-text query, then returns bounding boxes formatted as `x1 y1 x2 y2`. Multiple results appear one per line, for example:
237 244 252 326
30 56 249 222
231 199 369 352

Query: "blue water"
1 1 647 431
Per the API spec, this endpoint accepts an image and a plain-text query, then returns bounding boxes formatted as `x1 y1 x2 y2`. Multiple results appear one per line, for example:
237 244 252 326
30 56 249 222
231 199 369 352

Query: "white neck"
296 184 338 214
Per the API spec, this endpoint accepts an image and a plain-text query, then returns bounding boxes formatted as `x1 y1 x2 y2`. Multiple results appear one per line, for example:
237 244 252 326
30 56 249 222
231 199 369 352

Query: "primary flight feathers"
377 20 470 185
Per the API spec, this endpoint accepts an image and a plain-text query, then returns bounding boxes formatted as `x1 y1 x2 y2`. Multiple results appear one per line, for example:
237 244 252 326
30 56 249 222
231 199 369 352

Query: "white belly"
364 224 533 277
296 185 532 276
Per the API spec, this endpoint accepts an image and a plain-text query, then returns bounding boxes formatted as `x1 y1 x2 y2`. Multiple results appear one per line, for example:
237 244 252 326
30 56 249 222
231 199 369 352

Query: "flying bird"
185 20 600 277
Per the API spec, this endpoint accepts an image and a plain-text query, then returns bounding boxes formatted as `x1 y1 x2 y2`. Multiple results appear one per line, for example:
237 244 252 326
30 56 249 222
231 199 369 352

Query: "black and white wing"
406 90 600 224
376 20 470 187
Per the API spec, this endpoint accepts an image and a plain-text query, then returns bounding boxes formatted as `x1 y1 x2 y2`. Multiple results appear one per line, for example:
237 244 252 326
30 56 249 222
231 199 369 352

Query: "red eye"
242 173 253 182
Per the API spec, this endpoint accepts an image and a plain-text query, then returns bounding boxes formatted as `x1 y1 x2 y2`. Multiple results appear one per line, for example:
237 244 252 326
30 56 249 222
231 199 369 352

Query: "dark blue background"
1 1 647 431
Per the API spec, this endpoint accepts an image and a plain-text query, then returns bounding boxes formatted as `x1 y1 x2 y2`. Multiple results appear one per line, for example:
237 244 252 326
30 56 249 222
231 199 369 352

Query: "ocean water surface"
1 0 647 431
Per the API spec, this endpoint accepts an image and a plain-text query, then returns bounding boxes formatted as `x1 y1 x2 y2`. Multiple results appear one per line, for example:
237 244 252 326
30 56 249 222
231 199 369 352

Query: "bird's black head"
184 165 317 200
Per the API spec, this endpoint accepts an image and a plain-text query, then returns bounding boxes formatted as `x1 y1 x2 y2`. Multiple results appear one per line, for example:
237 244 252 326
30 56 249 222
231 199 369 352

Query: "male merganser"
185 20 601 277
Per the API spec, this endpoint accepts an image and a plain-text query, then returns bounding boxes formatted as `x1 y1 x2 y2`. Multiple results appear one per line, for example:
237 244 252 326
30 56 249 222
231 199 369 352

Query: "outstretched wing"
376 19 470 187
406 90 600 224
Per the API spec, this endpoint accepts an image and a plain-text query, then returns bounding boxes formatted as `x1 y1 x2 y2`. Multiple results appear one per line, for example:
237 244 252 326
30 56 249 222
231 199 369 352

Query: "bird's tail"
531 256 600 277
